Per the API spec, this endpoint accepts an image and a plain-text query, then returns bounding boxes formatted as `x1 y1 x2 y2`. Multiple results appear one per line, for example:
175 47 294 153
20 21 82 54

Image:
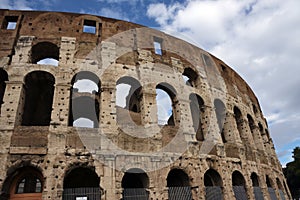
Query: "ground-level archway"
167 168 192 200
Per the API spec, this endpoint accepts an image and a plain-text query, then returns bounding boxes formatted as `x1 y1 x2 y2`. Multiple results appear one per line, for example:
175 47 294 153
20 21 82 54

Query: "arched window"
276 178 286 200
232 171 247 200
182 67 198 87
156 83 177 126
214 99 226 143
266 175 277 200
22 71 55 126
204 169 223 199
234 106 243 141
31 42 59 66
69 71 100 128
251 173 264 200
8 167 43 200
189 93 205 141
0 69 8 113
63 167 101 200
116 77 142 125
122 168 149 200
247 114 255 136
167 169 192 200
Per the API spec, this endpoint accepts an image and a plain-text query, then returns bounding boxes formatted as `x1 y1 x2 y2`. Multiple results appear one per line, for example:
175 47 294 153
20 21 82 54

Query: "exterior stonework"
0 9 291 200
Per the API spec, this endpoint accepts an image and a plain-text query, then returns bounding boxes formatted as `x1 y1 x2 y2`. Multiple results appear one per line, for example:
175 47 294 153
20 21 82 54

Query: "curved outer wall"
0 10 291 200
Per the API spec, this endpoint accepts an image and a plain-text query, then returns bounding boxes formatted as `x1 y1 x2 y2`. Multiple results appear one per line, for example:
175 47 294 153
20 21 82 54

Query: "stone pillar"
0 80 24 128
100 81 117 127
59 37 76 66
11 36 35 64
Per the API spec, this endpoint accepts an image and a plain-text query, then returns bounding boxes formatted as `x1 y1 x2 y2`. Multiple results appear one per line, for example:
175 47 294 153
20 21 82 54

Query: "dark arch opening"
214 99 226 143
156 83 177 126
234 106 243 140
247 114 255 134
204 169 222 187
0 69 8 113
69 71 100 128
116 76 142 125
63 167 101 200
251 172 264 200
204 169 223 200
167 169 192 200
182 67 198 87
121 168 149 200
232 171 247 200
189 93 205 141
31 42 59 65
22 71 55 126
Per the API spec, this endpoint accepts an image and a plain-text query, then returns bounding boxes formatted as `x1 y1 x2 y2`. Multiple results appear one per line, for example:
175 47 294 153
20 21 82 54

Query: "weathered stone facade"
0 9 291 200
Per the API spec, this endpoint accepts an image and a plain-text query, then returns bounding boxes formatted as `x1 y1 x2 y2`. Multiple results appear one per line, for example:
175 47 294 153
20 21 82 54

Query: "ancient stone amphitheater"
0 9 291 200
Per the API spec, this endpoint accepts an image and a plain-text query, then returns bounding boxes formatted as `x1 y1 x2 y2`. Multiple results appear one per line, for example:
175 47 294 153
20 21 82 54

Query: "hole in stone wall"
189 93 205 141
21 71 55 126
232 171 246 186
156 83 176 126
251 173 260 187
2 16 18 30
153 37 163 55
234 106 243 140
69 71 100 128
182 68 198 87
214 99 226 143
167 169 190 187
0 69 8 113
83 19 96 34
204 169 223 187
31 42 59 65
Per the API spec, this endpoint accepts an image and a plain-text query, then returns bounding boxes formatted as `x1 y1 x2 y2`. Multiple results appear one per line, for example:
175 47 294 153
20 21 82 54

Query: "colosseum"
0 9 291 200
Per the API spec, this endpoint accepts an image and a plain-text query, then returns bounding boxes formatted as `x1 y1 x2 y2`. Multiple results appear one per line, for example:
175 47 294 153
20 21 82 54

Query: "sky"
1 0 300 167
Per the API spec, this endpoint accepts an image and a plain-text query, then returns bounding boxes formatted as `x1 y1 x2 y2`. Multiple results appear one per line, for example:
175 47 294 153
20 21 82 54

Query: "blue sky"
1 0 300 167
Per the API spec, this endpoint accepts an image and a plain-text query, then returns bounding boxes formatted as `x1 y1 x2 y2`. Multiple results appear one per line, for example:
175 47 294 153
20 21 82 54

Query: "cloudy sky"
1 0 299 166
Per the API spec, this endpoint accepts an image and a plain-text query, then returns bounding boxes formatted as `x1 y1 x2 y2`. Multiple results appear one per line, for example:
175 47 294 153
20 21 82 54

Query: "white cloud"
147 0 300 165
0 0 33 10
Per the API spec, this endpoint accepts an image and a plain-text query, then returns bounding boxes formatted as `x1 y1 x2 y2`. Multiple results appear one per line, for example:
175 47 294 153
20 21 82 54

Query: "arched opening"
214 99 226 143
167 169 192 200
5 166 43 200
247 114 255 137
31 42 59 66
266 175 277 200
276 178 286 200
251 173 264 200
204 169 223 200
116 77 142 125
121 168 149 200
69 71 100 128
21 71 55 126
182 67 198 87
232 171 247 200
189 93 205 141
156 83 177 126
234 106 244 141
0 69 8 114
63 167 101 200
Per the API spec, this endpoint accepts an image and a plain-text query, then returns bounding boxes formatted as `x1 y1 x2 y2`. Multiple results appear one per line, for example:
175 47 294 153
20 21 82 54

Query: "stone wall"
0 9 291 200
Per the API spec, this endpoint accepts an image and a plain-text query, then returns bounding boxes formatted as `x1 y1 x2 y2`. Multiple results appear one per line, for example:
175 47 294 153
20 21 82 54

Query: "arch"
121 168 149 200
266 175 277 200
276 178 286 200
69 71 100 128
116 76 142 125
214 99 226 143
3 166 43 200
63 167 101 200
204 169 223 200
31 42 59 65
21 71 55 126
247 114 255 135
232 171 247 200
234 106 243 141
189 93 205 141
251 173 264 200
156 83 177 126
167 168 192 200
0 69 8 113
182 67 199 87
